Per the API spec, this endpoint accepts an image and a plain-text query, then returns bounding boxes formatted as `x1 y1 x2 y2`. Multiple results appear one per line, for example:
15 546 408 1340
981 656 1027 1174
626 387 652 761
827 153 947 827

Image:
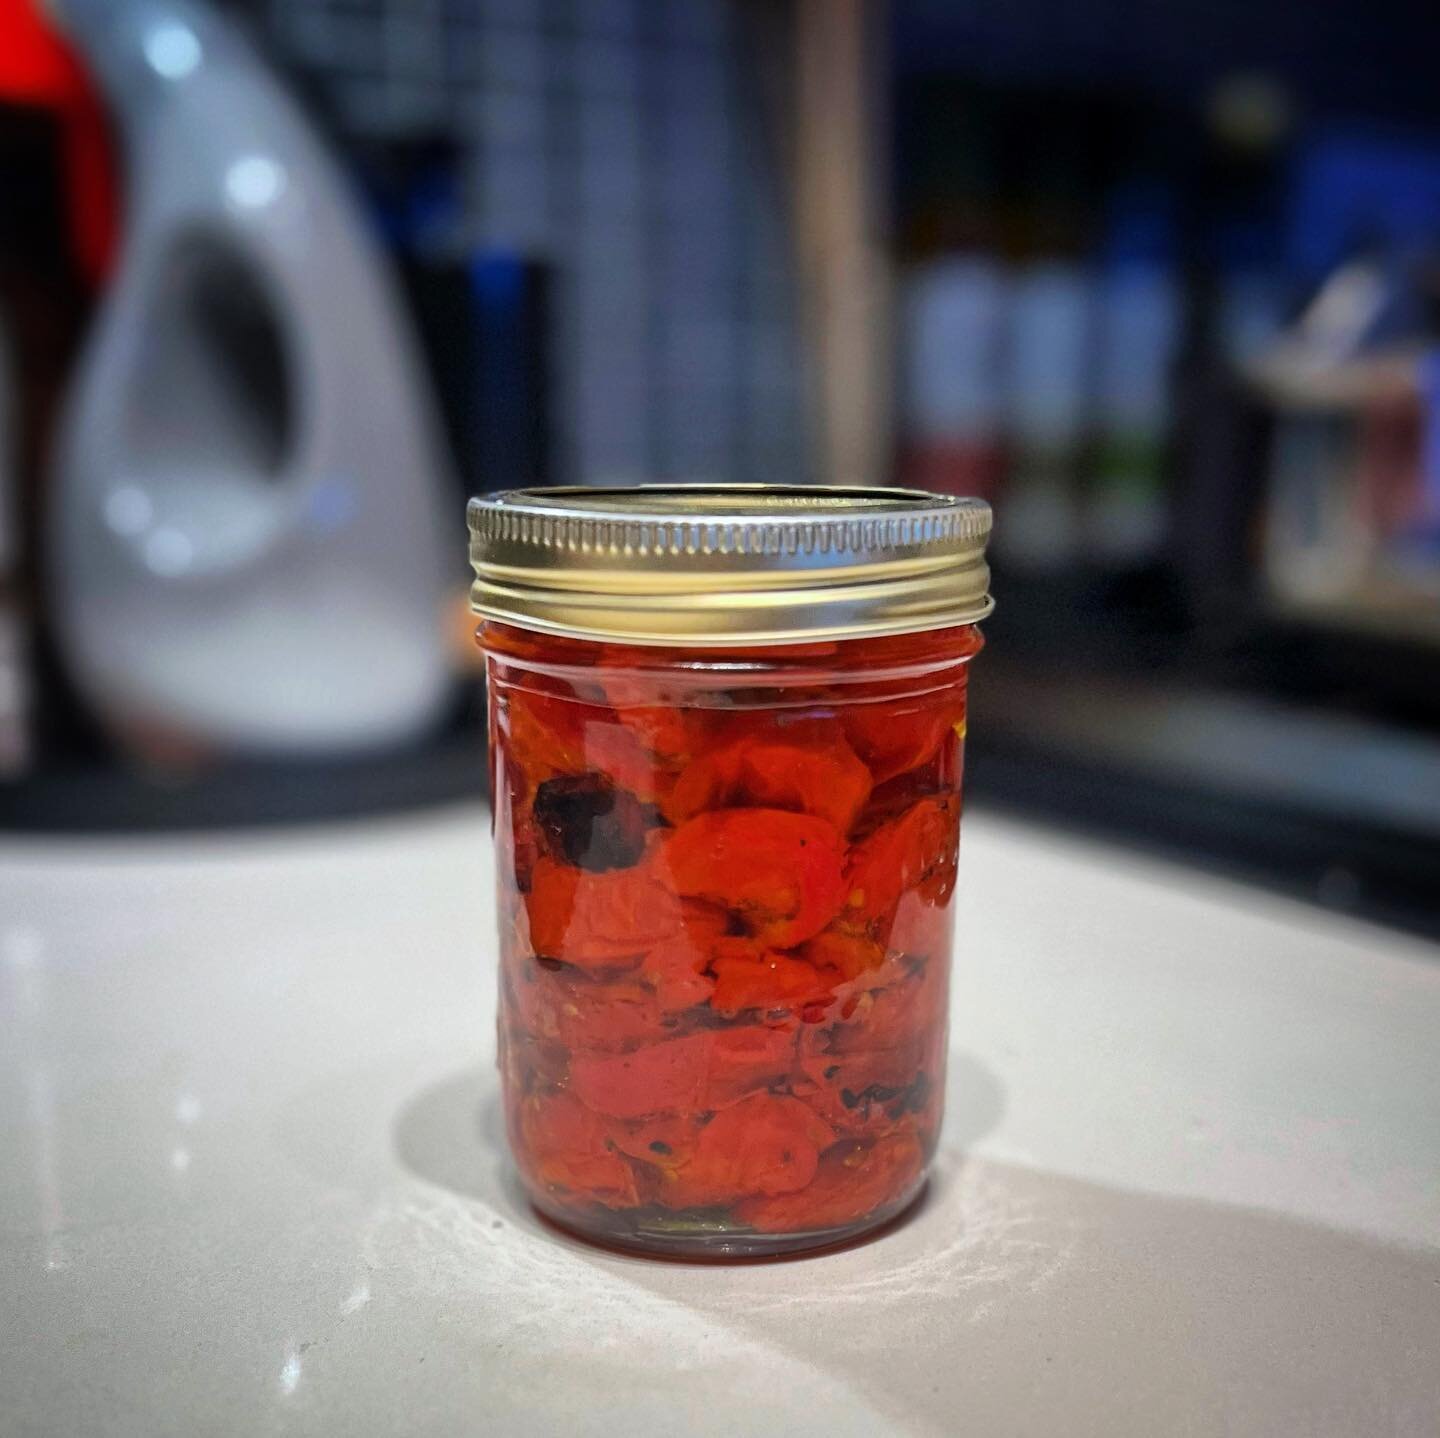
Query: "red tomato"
597 649 714 765
735 1133 924 1233
844 797 958 925
525 857 681 969
514 1092 639 1207
657 1094 836 1209
569 1031 712 1118
508 963 679 1052
878 890 954 964
502 686 658 801
569 1025 800 1119
792 1042 937 1139
801 926 886 980
664 717 872 834
709 942 838 1017
842 700 961 785
702 1025 801 1107
664 808 846 947
817 958 948 1070
638 900 728 1010
605 1112 705 1171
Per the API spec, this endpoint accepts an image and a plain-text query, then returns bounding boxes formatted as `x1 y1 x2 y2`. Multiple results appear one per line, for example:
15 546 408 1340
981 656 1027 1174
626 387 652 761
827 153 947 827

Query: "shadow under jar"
469 485 993 1257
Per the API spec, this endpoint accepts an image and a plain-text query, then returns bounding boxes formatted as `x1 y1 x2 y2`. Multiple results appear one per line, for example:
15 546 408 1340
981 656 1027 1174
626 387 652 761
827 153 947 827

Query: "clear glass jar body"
481 620 983 1257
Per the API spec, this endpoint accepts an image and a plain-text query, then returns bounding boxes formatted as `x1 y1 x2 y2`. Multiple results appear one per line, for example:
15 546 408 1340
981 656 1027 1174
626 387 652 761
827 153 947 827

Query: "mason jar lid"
467 484 993 646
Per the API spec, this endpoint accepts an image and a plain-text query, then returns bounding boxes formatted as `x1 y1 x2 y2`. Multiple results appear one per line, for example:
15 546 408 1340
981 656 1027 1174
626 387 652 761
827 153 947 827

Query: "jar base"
527 1177 928 1261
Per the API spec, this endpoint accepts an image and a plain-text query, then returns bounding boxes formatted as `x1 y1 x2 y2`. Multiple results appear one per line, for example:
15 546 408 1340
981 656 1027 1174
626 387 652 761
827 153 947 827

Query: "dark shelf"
0 727 489 834
968 652 1440 943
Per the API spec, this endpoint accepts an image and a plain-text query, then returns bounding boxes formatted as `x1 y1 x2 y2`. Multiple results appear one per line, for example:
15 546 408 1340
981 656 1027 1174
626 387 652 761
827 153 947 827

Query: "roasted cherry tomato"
525 855 681 969
663 717 872 834
734 1134 924 1233
843 796 959 926
568 1024 798 1120
514 1092 640 1208
657 1095 836 1209
637 900 728 1011
664 808 847 947
842 699 961 785
709 941 838 1017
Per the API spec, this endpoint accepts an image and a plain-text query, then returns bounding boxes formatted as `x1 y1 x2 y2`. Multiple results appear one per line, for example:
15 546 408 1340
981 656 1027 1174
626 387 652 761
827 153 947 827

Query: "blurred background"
2 0 1439 934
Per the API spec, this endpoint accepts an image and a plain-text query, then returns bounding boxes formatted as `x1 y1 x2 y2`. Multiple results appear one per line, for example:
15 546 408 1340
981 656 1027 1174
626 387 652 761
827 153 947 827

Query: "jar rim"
467 484 993 646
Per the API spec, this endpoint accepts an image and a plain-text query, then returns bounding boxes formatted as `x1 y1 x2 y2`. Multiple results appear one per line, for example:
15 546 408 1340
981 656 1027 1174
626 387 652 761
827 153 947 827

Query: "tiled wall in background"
245 0 808 488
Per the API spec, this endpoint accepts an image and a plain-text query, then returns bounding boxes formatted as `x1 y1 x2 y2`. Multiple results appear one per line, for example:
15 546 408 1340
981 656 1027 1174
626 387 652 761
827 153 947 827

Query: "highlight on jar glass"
469 485 993 1257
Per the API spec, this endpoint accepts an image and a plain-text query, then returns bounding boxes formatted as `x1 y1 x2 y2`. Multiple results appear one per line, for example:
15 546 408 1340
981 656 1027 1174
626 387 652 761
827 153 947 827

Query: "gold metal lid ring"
468 484 993 646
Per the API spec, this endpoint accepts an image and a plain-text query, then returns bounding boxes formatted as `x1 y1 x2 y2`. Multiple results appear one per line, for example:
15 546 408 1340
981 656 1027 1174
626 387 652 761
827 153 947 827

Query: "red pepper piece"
701 1025 800 1108
621 706 693 764
800 1030 921 1093
664 808 846 947
526 856 681 970
570 1030 713 1118
504 686 658 800
657 1094 837 1209
508 963 677 1051
801 927 886 980
842 700 962 785
844 796 958 926
584 718 663 802
664 719 872 834
560 991 671 1052
597 648 709 762
570 1025 798 1118
514 1091 639 1207
709 940 838 1016
508 805 541 894
793 1042 935 1139
492 770 541 894
880 890 954 964
605 1112 703 1170
638 900 728 1010
503 687 589 779
638 942 715 1011
734 1133 924 1233
796 800 956 976
824 958 948 1059
791 956 944 1141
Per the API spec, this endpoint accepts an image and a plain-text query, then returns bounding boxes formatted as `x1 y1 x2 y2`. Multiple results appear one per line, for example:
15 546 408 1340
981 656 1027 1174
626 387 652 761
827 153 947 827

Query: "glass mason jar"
469 485 992 1256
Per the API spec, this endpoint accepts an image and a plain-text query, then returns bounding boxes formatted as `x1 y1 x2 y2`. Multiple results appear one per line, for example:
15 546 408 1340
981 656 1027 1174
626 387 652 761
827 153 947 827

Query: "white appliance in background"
48 0 455 758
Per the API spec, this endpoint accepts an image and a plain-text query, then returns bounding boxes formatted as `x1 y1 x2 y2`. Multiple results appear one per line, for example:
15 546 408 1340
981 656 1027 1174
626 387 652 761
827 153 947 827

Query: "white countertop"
2 806 1438 1437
